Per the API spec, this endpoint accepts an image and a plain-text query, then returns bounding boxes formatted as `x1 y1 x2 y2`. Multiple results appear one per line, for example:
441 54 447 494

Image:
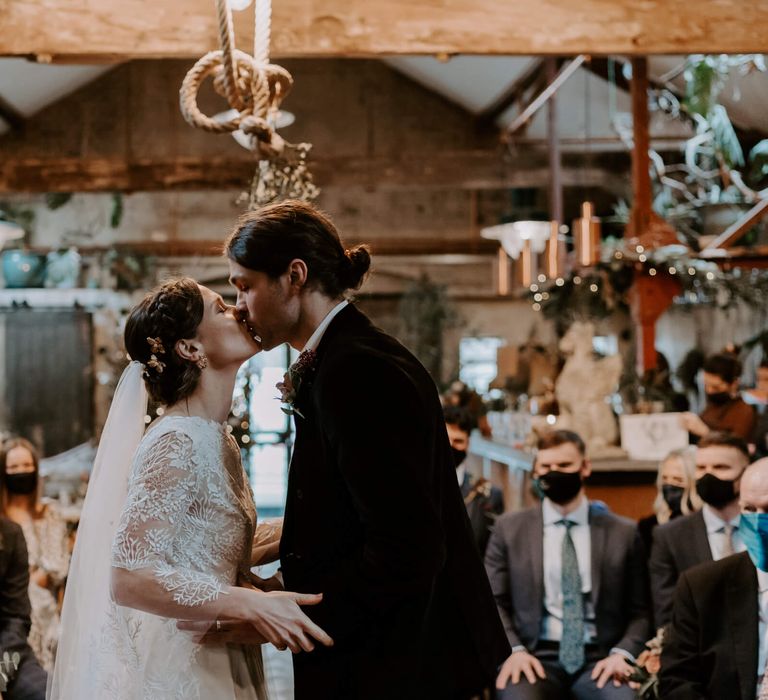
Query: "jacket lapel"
293 304 369 413
692 510 714 562
589 507 606 607
726 553 759 699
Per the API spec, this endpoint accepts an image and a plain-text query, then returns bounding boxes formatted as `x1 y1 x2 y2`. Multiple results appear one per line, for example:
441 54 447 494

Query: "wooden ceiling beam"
0 153 625 194
77 237 501 258
2 0 768 60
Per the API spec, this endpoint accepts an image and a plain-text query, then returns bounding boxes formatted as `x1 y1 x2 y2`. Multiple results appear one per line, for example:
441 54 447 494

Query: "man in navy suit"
445 405 504 555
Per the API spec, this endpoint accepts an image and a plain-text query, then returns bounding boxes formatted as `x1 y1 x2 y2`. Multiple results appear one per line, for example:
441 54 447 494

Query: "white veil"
48 361 148 699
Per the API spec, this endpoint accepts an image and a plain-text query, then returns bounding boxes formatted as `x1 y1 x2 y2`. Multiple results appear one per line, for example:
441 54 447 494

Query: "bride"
49 277 332 700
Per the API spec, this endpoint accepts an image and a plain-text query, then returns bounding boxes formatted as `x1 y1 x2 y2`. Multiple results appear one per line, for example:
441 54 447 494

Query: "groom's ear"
287 259 308 290
175 338 202 362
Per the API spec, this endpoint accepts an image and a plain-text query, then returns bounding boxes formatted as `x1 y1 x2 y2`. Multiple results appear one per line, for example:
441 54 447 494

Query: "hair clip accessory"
147 337 165 355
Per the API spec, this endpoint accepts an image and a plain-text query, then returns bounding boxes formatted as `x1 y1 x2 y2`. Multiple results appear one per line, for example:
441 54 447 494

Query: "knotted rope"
180 0 293 159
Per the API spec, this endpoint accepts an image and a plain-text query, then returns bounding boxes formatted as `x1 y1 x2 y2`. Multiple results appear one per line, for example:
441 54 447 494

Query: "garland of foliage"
527 240 768 323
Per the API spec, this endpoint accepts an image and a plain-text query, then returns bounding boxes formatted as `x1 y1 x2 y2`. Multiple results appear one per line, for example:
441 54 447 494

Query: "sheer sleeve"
251 518 282 567
110 430 228 618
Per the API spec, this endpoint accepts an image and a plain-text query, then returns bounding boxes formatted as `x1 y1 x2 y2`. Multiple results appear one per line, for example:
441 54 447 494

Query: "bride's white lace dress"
97 415 266 700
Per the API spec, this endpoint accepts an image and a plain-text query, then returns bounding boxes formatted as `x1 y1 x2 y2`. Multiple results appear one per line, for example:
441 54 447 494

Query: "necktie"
721 523 735 558
558 519 585 674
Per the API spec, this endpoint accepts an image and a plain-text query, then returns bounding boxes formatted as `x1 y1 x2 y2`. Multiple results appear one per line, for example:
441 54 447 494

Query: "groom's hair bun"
124 277 205 406
226 199 371 298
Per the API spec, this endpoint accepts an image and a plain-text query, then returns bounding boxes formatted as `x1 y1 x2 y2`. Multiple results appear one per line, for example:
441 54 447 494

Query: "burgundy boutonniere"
276 350 318 418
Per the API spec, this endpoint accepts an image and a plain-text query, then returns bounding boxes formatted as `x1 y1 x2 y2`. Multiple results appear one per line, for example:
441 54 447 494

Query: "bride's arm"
109 432 331 652
251 518 283 566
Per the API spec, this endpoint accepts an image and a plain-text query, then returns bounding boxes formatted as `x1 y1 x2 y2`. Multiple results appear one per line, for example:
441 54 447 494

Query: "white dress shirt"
301 300 349 353
702 505 746 560
540 496 597 643
757 568 768 685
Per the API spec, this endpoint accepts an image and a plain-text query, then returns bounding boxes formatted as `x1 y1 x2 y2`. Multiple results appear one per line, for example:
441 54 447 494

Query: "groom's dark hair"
225 200 371 298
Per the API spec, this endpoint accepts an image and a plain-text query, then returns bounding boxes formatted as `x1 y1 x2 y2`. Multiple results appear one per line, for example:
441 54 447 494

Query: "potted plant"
0 202 46 288
652 54 768 249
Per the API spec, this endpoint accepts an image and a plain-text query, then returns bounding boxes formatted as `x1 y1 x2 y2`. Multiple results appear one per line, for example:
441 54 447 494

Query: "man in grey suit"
485 430 650 700
649 431 749 628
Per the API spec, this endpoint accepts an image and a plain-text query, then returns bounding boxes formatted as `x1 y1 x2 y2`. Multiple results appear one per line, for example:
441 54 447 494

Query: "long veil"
48 361 148 699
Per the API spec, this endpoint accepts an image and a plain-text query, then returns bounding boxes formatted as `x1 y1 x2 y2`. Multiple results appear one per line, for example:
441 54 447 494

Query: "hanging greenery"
528 241 768 320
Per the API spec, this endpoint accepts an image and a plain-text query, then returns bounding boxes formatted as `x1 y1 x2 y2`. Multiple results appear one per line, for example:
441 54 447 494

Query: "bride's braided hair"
124 277 205 406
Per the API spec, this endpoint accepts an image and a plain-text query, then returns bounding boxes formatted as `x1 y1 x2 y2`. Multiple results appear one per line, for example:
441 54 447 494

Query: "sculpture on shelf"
554 321 624 456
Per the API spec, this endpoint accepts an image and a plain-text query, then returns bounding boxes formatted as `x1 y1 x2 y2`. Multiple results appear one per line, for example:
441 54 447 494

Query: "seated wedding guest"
1 439 70 672
444 406 504 554
649 431 749 628
659 457 768 698
681 352 756 442
0 515 47 700
637 448 701 555
486 429 650 700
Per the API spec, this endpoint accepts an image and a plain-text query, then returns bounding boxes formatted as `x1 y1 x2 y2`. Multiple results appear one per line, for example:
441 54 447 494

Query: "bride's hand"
177 619 269 646
248 591 333 653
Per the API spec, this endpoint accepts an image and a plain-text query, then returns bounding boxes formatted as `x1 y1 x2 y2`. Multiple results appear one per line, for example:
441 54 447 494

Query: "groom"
226 200 509 699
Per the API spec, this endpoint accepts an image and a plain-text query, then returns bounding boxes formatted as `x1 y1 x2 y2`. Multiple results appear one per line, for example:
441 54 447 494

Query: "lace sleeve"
110 430 226 613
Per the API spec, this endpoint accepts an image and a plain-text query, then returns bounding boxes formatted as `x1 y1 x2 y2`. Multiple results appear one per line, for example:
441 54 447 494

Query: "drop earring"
196 355 209 370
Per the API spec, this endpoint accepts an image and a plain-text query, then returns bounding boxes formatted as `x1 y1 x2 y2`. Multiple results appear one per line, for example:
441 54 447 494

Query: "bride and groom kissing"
49 200 510 700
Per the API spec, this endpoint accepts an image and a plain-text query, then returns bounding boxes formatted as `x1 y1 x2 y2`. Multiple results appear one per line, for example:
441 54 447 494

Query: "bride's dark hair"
124 277 205 406
225 199 371 297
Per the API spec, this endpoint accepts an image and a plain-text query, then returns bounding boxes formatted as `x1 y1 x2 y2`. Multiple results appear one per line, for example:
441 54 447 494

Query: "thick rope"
179 0 292 155
180 0 319 207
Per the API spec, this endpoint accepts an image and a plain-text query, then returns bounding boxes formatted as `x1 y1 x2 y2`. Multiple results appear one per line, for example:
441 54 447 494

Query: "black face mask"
4 471 38 495
696 473 737 508
534 470 583 505
451 447 467 469
662 484 685 515
706 391 732 406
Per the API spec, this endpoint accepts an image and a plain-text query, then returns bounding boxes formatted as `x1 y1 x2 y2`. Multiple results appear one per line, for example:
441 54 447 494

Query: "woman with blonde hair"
638 448 702 554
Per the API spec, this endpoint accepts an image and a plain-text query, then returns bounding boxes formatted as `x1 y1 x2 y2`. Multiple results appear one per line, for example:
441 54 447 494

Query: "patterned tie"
721 523 735 558
559 519 585 674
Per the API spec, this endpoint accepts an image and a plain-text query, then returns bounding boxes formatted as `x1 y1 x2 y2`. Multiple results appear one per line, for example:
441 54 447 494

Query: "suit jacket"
0 516 32 654
485 502 651 658
280 304 510 699
461 471 504 555
660 552 758 699
649 510 712 628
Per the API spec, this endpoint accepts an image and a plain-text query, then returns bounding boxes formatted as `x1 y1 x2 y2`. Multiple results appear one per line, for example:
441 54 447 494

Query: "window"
459 336 505 394
239 344 297 518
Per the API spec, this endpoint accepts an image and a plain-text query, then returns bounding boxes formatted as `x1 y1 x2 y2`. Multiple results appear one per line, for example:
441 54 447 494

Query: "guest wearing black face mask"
649 432 750 629
486 430 650 700
444 407 504 555
681 352 756 442
637 449 701 556
1 439 70 674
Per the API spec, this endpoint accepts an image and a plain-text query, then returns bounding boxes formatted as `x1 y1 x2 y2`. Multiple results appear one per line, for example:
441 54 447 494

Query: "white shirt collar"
702 504 741 534
542 493 589 527
302 300 349 353
757 567 768 594
456 464 466 486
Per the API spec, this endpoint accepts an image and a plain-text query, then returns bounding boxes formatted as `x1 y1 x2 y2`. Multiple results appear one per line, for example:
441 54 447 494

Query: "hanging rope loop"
179 0 292 156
